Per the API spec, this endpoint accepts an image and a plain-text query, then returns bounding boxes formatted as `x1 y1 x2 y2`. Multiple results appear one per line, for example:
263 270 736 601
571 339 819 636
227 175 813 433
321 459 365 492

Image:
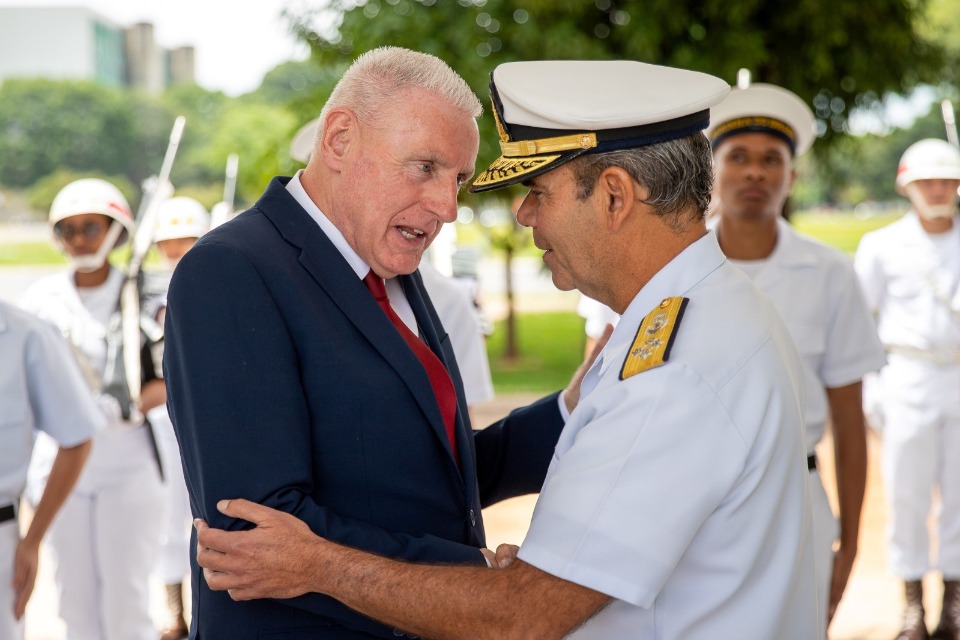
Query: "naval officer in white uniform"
706 82 886 637
191 59 818 640
0 301 97 639
855 138 960 640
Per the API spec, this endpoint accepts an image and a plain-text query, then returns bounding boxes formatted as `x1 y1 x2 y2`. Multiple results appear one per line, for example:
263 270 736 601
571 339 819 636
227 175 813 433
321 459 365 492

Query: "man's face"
338 88 479 279
906 178 960 220
157 236 198 267
516 164 599 293
54 213 112 258
713 132 795 220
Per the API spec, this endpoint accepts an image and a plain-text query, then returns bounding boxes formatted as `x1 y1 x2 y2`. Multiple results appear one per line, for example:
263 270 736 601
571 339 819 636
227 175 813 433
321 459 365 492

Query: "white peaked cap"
706 83 817 156
470 60 730 192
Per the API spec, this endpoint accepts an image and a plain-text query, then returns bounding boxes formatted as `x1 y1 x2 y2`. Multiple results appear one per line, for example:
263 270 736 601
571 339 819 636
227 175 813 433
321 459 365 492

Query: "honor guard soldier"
0 301 97 639
19 178 166 640
855 139 960 640
193 59 819 639
147 196 211 640
706 82 887 637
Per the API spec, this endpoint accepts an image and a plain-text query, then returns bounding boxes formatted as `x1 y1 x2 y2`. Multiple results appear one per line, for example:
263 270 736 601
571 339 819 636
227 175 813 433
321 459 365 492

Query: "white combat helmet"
49 178 135 272
153 196 210 242
895 138 960 194
49 178 135 238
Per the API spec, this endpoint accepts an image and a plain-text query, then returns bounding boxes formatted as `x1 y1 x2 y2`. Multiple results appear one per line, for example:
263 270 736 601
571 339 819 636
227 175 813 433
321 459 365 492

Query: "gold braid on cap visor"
499 132 598 157
710 116 796 144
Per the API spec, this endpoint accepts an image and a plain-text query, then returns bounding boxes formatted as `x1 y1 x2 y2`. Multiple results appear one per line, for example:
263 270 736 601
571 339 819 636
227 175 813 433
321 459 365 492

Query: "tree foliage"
0 79 161 190
288 0 946 165
0 78 303 212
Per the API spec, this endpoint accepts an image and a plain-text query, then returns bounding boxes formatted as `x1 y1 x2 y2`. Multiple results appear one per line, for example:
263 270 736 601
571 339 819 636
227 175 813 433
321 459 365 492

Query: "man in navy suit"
163 47 573 639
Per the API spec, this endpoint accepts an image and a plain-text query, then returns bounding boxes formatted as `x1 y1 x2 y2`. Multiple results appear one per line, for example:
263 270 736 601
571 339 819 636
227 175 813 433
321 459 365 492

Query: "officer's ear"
318 107 357 171
596 166 636 231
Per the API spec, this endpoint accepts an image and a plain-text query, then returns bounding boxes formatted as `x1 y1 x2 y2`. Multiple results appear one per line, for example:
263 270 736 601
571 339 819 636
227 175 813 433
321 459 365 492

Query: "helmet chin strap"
69 220 124 273
905 182 958 221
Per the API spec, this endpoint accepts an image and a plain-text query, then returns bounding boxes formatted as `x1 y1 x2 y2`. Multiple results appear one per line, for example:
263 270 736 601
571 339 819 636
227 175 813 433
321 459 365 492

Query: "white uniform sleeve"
25 319 103 446
853 232 885 314
819 259 886 388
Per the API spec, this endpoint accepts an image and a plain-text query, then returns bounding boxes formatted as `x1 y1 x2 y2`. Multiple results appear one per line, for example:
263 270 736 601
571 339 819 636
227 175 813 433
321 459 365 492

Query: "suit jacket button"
469 509 476 527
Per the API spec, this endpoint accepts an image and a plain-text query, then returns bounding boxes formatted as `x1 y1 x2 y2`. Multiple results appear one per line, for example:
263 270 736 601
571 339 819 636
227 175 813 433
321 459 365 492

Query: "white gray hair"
570 133 714 230
316 46 481 143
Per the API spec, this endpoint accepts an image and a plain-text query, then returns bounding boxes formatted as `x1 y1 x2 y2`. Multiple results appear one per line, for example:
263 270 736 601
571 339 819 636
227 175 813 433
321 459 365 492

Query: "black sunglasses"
55 220 109 241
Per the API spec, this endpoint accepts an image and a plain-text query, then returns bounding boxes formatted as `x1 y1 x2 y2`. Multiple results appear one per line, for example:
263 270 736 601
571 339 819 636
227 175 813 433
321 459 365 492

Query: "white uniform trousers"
880 357 960 578
808 468 838 639
149 406 192 584
0 520 24 639
47 424 164 640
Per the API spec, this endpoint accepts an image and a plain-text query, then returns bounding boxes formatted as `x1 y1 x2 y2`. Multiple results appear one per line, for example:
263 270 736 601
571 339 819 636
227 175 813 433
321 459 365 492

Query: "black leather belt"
807 454 818 471
0 504 15 524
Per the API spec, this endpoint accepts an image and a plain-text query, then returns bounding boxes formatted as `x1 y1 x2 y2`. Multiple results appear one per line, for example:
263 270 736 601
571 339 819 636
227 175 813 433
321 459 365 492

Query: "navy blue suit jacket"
164 177 564 639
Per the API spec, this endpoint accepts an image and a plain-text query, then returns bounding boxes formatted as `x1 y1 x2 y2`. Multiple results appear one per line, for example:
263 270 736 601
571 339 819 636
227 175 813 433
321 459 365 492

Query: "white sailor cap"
469 60 730 193
706 83 816 156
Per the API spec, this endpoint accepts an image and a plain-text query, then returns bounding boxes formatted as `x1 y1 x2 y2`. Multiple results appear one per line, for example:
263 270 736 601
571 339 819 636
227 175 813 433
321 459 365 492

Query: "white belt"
885 344 960 366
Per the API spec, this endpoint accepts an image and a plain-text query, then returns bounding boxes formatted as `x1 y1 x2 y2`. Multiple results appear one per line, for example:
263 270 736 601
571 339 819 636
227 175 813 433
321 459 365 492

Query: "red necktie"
363 271 458 465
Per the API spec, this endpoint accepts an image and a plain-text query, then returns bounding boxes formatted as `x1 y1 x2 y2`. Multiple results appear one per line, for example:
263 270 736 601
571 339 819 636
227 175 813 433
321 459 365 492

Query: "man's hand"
195 499 323 601
12 538 40 620
562 324 613 414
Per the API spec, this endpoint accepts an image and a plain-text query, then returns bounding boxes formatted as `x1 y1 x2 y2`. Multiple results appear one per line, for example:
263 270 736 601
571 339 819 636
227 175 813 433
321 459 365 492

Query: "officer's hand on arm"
196 499 321 601
198 500 610 640
562 324 613 414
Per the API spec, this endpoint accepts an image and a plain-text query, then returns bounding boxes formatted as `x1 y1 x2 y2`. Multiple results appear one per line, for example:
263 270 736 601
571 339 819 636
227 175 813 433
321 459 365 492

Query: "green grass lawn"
0 242 66 265
486 311 585 394
791 210 903 255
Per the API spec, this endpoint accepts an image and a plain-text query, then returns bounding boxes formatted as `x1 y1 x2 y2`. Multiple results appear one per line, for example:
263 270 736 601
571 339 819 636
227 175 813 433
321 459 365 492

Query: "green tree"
0 79 167 189
288 0 945 162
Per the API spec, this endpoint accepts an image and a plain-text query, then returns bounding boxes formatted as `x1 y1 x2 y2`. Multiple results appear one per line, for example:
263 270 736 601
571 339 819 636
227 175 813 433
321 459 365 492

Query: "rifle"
942 99 959 149
108 116 186 421
210 153 239 228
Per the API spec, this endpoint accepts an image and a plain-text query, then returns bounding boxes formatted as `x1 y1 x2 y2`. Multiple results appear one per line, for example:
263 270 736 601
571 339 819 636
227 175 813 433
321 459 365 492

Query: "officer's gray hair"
570 133 714 230
317 46 482 140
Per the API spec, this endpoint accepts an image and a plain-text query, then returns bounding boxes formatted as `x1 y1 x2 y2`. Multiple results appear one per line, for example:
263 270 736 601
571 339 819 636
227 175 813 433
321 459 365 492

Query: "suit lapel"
256 179 466 480
402 273 476 487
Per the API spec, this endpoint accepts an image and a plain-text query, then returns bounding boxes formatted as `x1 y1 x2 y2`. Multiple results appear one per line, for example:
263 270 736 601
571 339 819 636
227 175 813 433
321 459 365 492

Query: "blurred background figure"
706 81 887 638
18 178 166 640
0 299 97 639
145 195 211 640
575 294 619 357
855 138 960 640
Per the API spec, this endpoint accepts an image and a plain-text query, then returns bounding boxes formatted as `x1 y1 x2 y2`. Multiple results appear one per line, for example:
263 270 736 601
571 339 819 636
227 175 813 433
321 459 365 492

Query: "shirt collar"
598 230 725 376
286 170 371 279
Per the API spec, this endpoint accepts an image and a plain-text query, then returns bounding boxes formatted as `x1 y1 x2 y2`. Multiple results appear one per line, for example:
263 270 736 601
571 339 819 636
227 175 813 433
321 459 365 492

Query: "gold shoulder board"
620 296 689 380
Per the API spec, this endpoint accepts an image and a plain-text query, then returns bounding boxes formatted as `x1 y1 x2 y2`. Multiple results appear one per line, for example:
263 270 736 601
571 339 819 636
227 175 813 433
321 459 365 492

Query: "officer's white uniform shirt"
0 301 101 639
519 232 818 639
727 218 886 448
0 301 101 504
855 211 960 352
